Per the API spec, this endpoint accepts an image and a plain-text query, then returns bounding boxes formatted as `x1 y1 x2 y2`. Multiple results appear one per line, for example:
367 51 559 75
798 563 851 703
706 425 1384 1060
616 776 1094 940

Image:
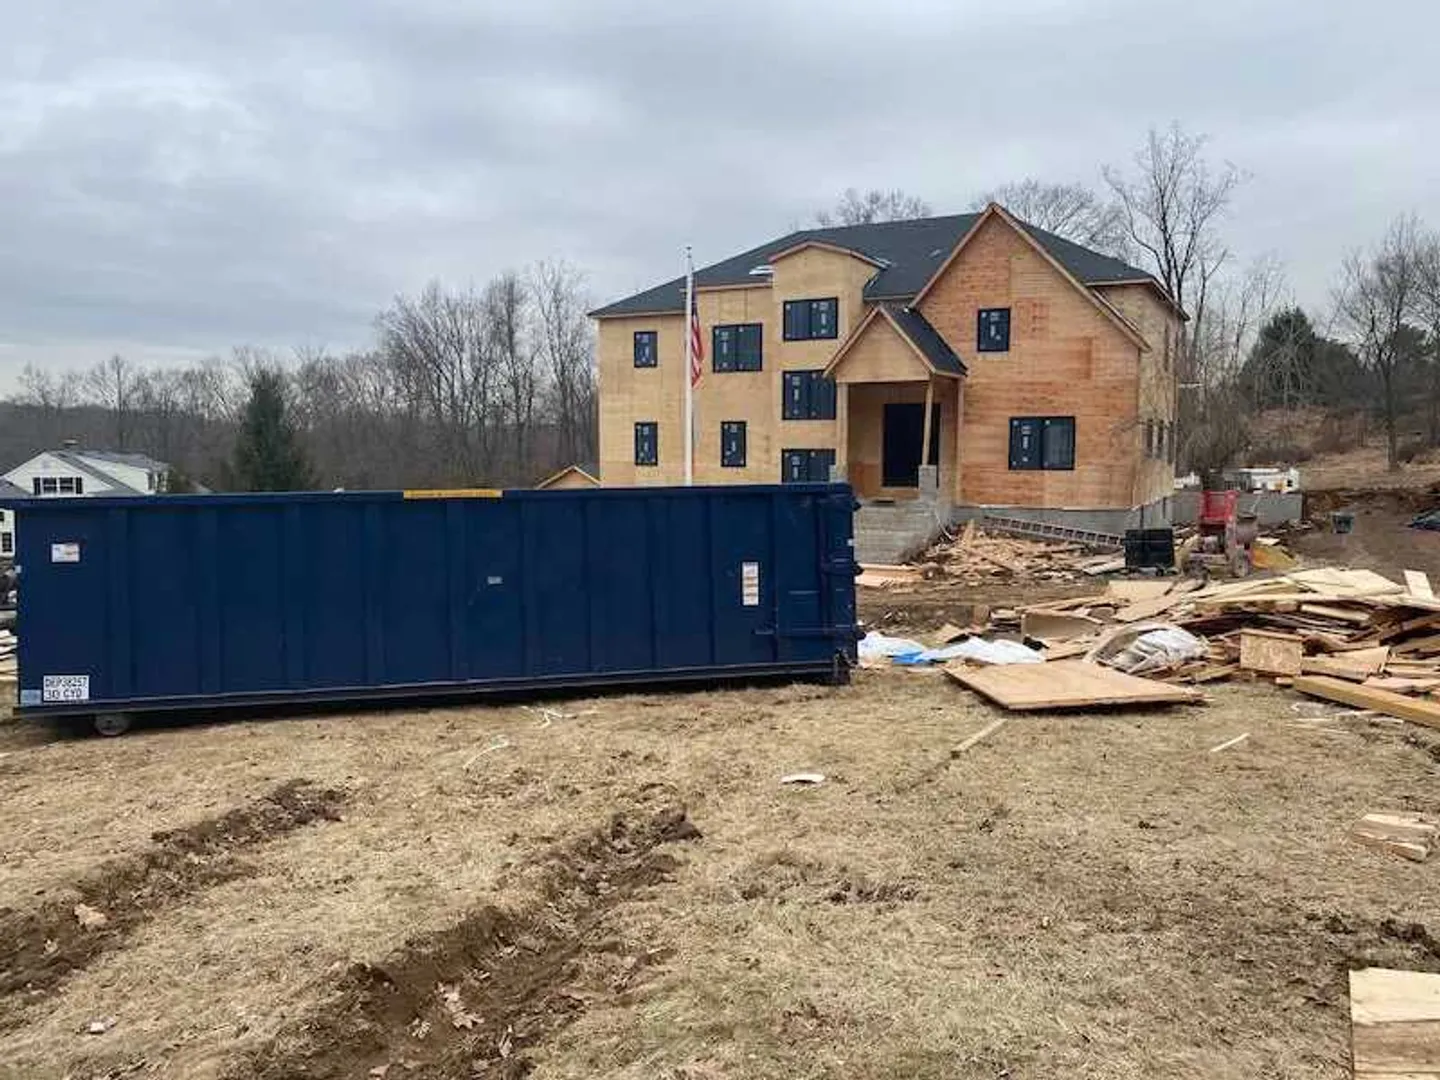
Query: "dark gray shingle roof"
882 305 967 376
591 212 1162 318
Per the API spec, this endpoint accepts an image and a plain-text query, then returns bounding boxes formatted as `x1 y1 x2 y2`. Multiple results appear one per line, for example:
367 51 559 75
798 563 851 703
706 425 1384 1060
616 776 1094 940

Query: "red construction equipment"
1187 489 1255 577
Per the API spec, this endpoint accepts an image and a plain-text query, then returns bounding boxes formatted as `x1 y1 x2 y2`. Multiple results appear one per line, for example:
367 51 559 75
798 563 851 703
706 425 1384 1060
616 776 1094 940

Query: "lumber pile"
0 628 14 678
916 520 1119 586
1006 567 1440 689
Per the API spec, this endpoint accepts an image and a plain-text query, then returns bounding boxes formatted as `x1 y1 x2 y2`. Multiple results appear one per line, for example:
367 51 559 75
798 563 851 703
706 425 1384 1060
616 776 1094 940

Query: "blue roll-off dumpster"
0 484 858 734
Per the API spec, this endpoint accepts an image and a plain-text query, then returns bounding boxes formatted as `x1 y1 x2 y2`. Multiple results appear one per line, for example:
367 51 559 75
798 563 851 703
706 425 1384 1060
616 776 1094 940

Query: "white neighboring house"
0 478 23 559
2 448 171 501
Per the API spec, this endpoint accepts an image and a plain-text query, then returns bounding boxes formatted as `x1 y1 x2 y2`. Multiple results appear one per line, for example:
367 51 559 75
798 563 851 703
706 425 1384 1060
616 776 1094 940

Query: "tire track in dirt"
235 804 702 1080
0 779 347 1017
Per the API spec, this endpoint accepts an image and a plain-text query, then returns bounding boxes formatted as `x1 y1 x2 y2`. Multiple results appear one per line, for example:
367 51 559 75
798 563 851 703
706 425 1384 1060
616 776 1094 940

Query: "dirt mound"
0 779 346 1015
235 804 701 1080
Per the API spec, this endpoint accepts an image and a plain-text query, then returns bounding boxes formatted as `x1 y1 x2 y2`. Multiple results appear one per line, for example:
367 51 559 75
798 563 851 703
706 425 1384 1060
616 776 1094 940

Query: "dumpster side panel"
7 484 857 717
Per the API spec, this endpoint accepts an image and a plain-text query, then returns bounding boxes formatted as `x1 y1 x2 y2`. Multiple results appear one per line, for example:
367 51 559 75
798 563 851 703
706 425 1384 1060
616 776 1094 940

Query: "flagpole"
683 246 695 486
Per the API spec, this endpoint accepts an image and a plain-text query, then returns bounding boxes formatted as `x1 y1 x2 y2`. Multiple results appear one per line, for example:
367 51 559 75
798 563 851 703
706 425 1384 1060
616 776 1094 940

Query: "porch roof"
823 303 967 382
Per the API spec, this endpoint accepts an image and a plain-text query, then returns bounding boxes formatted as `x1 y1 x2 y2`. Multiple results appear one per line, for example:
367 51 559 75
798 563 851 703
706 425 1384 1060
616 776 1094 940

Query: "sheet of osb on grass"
1 674 1438 1079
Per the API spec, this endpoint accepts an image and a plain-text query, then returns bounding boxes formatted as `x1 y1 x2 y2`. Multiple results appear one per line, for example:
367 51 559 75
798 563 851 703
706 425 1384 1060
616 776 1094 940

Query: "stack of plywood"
0 628 15 679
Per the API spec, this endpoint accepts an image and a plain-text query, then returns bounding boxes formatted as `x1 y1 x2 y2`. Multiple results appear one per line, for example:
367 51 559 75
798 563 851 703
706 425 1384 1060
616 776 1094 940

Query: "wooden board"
1350 813 1437 862
1365 676 1440 694
1289 567 1406 596
944 658 1203 711
1113 591 1189 624
1021 610 1102 641
1407 570 1437 600
1239 630 1304 676
1105 580 1173 602
1351 967 1440 1079
1294 676 1440 731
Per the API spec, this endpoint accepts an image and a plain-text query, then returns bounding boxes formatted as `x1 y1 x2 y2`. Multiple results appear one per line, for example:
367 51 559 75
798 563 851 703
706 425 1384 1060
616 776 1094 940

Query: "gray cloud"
1 0 1437 388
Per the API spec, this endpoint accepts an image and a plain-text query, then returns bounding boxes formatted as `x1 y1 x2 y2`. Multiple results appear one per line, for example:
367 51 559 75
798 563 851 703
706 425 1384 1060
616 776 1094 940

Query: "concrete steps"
854 500 948 564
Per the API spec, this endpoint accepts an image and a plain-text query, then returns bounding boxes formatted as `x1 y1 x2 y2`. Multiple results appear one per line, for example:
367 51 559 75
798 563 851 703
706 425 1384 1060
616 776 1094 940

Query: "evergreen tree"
229 368 314 491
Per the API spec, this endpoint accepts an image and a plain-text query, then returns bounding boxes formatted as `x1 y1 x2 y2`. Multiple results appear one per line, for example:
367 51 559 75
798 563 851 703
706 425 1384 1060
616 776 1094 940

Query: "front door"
881 403 941 487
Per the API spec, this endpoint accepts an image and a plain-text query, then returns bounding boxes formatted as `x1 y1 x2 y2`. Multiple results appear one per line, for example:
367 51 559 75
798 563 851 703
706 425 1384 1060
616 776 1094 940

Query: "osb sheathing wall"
916 214 1149 509
596 245 873 486
1095 283 1181 506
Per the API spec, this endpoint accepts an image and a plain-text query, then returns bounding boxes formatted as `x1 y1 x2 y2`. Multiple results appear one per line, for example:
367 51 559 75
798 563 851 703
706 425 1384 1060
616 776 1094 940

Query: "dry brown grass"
1 673 1438 1079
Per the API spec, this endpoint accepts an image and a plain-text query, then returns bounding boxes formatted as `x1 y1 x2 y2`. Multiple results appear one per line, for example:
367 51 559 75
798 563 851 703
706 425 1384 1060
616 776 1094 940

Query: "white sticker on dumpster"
51 542 81 564
741 561 760 607
42 675 90 702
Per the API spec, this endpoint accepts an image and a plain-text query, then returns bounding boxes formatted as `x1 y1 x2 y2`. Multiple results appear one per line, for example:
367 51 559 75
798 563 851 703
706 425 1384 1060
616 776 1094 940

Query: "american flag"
688 289 703 388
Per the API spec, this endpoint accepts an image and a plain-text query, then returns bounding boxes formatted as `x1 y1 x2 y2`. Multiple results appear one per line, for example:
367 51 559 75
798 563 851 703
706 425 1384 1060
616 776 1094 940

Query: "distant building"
535 463 601 490
2 447 172 499
0 479 23 558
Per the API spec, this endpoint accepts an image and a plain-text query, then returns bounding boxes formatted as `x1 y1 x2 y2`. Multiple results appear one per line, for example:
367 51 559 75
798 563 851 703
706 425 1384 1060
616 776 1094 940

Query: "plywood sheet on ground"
1239 630 1303 676
944 659 1202 711
1351 967 1440 1078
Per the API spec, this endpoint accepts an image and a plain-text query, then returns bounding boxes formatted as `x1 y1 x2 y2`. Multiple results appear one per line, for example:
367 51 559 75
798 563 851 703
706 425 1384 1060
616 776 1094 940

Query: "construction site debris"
1350 813 1437 862
943 658 1203 711
1293 675 1440 731
1349 968 1440 1079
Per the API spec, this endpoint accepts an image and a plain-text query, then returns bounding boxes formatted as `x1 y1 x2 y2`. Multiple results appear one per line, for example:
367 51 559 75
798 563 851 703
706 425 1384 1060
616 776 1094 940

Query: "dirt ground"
1 665 1438 1079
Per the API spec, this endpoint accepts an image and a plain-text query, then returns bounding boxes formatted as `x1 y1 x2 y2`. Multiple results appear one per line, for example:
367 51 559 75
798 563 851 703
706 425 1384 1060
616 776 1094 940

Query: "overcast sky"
1 0 1436 390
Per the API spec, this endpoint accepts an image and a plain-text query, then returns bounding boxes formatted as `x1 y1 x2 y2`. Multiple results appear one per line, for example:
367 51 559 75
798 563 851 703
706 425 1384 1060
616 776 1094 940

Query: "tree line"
0 261 596 491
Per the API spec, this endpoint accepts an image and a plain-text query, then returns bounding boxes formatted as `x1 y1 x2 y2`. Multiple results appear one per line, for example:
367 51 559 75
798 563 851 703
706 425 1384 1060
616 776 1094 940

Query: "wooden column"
921 377 935 466
836 382 850 472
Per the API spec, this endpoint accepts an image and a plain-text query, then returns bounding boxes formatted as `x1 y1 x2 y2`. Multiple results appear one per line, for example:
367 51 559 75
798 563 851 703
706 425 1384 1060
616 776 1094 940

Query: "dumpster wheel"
93 712 133 738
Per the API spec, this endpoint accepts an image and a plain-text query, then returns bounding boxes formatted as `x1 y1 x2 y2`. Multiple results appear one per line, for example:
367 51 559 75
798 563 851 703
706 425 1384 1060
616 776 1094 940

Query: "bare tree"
85 354 142 448
1335 215 1428 469
376 281 498 483
531 260 597 468
816 188 931 227
16 364 80 413
1415 230 1440 445
1104 124 1243 469
970 179 1128 255
485 272 538 478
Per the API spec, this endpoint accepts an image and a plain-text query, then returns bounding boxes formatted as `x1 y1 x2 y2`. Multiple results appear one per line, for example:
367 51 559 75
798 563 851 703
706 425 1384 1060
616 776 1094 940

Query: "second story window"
782 371 837 420
978 308 1011 352
633 330 658 368
783 298 839 341
713 323 763 372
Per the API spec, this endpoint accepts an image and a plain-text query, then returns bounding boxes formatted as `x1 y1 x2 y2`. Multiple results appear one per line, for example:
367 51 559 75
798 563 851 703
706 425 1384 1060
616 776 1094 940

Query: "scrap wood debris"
1350 968 1440 1078
866 559 1440 725
1349 812 1437 862
858 519 1123 588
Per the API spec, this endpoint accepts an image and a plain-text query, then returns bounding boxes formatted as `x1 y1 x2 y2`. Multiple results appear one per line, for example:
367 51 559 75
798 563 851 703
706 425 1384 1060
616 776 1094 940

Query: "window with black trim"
1144 419 1154 458
713 323 763 372
978 308 1011 352
781 448 836 483
783 298 838 341
782 370 837 420
633 330 657 368
721 421 747 467
1008 416 1075 470
0 532 10 555
634 421 658 466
